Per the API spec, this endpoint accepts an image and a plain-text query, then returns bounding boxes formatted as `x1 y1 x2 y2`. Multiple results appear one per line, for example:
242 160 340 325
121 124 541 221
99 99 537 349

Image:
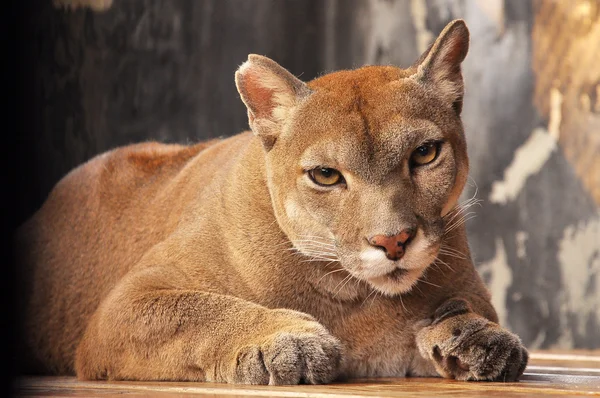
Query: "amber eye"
308 168 344 186
410 142 440 167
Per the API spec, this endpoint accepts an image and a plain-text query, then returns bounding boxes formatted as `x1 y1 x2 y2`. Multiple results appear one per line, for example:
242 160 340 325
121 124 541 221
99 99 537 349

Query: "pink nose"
368 229 416 261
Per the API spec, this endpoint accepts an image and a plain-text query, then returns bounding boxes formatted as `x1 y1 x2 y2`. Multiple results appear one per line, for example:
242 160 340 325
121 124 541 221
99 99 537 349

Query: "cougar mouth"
387 267 409 281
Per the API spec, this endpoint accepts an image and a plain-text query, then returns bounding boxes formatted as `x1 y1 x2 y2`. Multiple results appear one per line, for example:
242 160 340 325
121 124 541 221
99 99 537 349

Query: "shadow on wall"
22 0 600 349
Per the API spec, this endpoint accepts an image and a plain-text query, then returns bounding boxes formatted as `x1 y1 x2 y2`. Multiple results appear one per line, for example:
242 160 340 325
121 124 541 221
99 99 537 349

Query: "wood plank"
15 352 600 398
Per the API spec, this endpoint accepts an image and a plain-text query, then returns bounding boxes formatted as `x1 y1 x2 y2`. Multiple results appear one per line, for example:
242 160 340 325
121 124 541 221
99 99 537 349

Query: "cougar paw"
234 327 342 385
419 314 528 381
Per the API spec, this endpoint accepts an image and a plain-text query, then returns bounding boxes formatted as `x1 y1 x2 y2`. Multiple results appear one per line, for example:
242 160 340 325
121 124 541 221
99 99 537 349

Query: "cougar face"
264 68 466 295
235 22 470 295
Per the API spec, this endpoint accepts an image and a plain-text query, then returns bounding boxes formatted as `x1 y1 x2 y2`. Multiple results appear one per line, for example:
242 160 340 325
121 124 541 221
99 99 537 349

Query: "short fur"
16 20 528 384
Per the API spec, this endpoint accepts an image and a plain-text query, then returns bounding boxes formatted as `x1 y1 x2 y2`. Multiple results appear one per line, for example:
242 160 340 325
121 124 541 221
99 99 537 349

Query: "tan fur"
15 20 527 384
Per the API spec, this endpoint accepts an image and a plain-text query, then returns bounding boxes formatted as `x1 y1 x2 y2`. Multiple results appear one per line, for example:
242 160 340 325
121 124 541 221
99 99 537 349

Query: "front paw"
233 320 342 385
417 313 528 381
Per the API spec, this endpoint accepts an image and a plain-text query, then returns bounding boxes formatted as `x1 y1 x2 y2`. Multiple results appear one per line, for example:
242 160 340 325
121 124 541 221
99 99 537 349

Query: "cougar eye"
410 142 441 167
308 168 344 186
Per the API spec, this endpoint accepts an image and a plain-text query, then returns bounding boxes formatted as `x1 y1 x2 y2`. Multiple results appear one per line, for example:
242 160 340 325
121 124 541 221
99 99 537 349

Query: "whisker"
438 247 466 257
275 236 336 249
297 234 335 239
294 246 337 253
398 295 409 314
442 232 460 242
438 248 467 260
292 239 337 248
292 243 337 254
445 214 477 234
273 240 294 248
361 288 378 307
274 241 298 249
433 257 454 272
438 252 466 261
374 290 383 306
294 250 338 259
331 274 352 294
296 235 336 244
285 247 337 258
431 261 446 275
439 245 466 256
299 257 340 263
332 274 353 298
302 256 339 261
287 248 338 261
333 275 354 298
299 257 341 263
287 244 337 253
417 278 441 288
445 211 476 233
292 244 338 253
318 268 346 283
413 283 425 296
443 187 482 224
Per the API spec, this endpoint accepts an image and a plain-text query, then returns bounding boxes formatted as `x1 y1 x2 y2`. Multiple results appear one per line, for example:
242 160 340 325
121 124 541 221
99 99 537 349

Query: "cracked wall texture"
18 0 600 348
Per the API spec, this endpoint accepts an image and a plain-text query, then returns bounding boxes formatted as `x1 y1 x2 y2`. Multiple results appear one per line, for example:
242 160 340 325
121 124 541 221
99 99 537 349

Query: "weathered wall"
17 0 600 348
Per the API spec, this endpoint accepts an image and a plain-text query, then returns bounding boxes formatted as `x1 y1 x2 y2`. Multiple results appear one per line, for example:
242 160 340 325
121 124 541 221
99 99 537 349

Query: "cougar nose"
368 228 416 261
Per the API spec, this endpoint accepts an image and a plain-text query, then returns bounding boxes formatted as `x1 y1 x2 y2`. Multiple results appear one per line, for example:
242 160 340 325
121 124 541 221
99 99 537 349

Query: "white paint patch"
410 0 434 53
547 88 563 142
365 0 409 64
572 1 594 19
474 0 505 35
556 213 600 342
478 238 512 327
489 128 557 204
515 231 529 259
489 89 562 204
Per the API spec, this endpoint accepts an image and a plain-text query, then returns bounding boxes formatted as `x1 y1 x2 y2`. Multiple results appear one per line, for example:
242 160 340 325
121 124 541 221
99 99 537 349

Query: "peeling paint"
474 0 505 35
410 0 434 53
515 231 528 260
557 213 600 340
479 238 512 328
489 128 557 204
365 0 405 64
530 299 550 349
547 88 563 142
490 89 562 204
52 0 112 11
532 0 600 205
572 1 594 20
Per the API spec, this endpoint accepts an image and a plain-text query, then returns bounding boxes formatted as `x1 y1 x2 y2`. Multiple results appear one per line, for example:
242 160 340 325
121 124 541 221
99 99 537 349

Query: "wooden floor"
15 351 600 397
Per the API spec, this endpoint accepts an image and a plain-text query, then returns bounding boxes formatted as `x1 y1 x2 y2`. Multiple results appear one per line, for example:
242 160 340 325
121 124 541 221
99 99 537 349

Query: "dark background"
7 2 600 387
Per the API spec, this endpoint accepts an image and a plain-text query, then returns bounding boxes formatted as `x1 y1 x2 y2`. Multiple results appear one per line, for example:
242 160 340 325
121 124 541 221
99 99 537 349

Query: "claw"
455 357 470 372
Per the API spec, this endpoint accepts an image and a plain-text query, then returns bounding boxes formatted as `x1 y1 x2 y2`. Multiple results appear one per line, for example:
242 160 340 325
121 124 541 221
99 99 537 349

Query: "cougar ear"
412 19 469 115
235 54 311 150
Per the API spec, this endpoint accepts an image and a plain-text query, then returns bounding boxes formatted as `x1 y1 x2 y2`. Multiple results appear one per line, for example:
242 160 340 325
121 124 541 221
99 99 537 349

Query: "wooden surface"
15 351 600 397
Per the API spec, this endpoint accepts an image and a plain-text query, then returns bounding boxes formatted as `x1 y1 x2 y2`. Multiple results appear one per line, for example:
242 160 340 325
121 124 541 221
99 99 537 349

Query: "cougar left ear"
412 19 470 115
235 54 311 150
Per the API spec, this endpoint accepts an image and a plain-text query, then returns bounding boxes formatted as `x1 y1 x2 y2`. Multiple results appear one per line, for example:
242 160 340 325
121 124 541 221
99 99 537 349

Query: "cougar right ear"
412 20 470 115
235 55 311 150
